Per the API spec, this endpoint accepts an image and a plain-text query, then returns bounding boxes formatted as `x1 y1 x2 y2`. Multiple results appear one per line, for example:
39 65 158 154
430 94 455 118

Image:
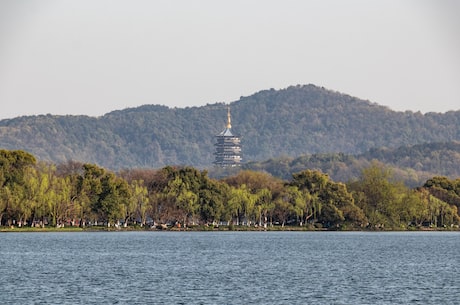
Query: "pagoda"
214 106 242 167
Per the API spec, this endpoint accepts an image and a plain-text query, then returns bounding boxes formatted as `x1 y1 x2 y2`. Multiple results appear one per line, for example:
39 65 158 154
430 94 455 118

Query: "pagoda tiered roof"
213 106 242 167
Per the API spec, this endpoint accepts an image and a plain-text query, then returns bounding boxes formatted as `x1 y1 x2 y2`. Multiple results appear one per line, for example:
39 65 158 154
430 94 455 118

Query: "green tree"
290 170 328 225
224 170 282 226
348 163 406 228
199 179 229 225
273 195 291 227
227 185 256 225
290 169 365 227
160 166 204 226
0 150 36 187
398 190 429 226
281 185 305 225
255 188 274 227
98 173 130 225
76 164 129 226
423 176 460 215
128 180 149 226
0 150 36 226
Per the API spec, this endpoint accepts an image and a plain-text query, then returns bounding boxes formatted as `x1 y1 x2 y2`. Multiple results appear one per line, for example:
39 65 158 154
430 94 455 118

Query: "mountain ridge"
1 84 459 169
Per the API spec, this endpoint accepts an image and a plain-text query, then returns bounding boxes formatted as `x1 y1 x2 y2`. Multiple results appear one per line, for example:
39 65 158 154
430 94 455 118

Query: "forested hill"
243 141 460 188
0 84 459 169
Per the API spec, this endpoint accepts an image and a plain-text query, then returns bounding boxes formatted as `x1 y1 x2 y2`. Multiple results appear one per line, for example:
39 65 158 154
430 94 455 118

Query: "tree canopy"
1 150 459 230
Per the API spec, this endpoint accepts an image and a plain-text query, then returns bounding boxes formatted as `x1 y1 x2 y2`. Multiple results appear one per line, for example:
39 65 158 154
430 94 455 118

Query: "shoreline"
1 225 459 233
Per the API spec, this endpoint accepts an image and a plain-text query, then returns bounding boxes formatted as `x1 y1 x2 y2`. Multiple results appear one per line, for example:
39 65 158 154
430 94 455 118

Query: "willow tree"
348 163 406 228
272 195 291 227
126 180 149 227
289 170 328 225
290 169 366 227
224 170 282 226
255 188 274 227
227 185 257 226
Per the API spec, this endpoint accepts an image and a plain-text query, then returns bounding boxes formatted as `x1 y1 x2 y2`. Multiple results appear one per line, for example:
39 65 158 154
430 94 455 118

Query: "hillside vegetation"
0 84 459 170
243 141 460 187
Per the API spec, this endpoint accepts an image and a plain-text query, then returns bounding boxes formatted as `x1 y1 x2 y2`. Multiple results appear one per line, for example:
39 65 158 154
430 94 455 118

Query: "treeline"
243 141 460 188
1 149 459 230
1 84 459 169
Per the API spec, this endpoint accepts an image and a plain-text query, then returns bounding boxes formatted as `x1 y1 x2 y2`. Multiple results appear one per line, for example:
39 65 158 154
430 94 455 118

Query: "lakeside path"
1 225 459 233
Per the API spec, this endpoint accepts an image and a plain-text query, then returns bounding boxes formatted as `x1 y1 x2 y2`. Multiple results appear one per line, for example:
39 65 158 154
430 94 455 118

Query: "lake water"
0 231 459 304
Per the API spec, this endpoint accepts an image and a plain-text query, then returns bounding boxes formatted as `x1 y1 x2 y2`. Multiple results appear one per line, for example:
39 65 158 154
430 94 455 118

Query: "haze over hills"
1 84 459 172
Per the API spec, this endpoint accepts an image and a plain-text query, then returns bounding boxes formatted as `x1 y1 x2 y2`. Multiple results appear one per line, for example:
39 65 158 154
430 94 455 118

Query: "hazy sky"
1 0 459 119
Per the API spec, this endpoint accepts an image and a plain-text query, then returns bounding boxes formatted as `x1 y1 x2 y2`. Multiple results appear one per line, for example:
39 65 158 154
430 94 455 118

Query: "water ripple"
0 231 459 304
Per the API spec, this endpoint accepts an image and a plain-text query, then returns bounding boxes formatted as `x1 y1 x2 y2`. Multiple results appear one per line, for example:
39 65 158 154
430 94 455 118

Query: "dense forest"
243 141 460 188
1 84 459 169
1 150 459 230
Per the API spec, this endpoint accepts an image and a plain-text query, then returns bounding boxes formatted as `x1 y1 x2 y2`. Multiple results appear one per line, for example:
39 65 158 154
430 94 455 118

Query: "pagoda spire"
226 105 232 129
214 104 242 167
